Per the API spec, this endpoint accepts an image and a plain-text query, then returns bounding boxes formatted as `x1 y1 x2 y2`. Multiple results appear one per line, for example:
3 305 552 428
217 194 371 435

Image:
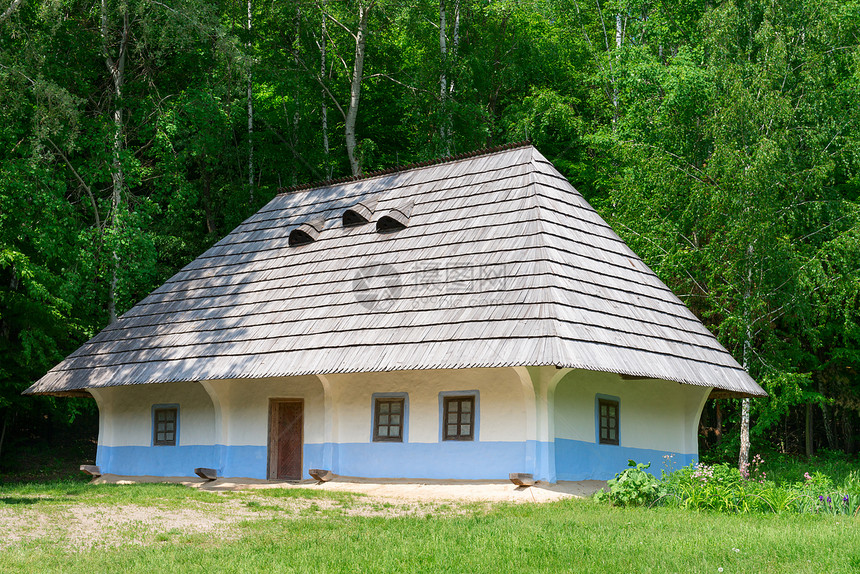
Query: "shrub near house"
596 457 860 516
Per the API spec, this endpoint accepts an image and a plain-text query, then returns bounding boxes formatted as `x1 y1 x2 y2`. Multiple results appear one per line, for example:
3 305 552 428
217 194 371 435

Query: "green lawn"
0 481 857 573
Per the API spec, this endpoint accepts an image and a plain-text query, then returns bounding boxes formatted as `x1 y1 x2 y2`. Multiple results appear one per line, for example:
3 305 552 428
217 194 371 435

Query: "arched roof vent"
289 217 325 246
342 197 377 228
376 200 414 233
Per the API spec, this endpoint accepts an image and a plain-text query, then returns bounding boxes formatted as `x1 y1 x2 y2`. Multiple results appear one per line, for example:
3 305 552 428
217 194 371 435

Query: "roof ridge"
276 140 532 195
524 147 563 365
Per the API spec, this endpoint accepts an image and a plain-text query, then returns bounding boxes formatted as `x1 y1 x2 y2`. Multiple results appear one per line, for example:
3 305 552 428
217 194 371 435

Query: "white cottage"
26 144 765 483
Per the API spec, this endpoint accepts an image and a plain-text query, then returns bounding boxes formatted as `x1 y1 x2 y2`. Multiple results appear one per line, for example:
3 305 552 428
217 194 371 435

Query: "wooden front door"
268 399 303 480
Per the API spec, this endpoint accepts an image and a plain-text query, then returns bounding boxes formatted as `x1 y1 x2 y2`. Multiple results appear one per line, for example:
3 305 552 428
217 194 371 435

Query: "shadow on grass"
0 496 57 505
0 472 92 488
0 478 93 500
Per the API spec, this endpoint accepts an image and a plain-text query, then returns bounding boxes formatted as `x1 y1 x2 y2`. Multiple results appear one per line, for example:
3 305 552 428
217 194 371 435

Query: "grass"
0 479 226 507
252 486 364 504
1 481 859 573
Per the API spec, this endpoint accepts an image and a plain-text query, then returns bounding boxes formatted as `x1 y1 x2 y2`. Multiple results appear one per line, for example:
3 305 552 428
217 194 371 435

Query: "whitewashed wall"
553 369 710 480
327 367 528 444
92 382 216 447
90 366 708 481
203 375 326 446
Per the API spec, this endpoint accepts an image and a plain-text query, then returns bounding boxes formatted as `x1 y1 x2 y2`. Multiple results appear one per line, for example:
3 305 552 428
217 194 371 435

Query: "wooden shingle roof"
26 144 765 397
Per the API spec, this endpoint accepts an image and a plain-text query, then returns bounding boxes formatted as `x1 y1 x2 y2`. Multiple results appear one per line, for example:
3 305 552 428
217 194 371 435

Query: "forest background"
1 0 858 471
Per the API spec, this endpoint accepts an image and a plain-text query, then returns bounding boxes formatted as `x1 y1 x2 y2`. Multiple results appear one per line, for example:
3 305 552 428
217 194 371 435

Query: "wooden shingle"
25 144 765 397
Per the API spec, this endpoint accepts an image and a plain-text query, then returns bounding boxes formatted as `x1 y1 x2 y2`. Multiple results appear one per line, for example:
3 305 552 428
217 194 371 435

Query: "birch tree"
247 0 254 202
320 0 331 178
100 0 130 324
313 0 376 176
439 0 459 155
343 1 374 175
0 0 23 24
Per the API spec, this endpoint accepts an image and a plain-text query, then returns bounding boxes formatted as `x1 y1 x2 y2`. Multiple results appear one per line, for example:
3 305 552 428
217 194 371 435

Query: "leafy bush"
593 460 661 507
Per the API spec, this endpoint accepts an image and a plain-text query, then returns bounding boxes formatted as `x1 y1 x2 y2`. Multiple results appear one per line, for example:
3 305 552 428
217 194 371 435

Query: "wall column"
512 367 538 476
87 388 112 473
685 386 712 467
199 380 228 474
524 366 571 483
315 374 338 472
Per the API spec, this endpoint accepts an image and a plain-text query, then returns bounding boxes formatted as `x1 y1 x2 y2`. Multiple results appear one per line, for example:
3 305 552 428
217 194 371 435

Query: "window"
288 218 325 246
376 200 414 233
343 198 376 227
373 397 405 442
443 396 475 441
598 399 619 445
153 407 178 446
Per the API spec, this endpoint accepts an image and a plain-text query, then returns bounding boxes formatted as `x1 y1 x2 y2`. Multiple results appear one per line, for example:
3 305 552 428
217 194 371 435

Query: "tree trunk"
247 0 254 203
202 169 215 234
842 413 855 455
805 402 814 457
446 0 460 154
0 0 23 24
738 243 754 477
739 397 750 477
320 2 331 179
290 8 301 186
102 0 129 325
439 0 450 155
108 96 122 324
611 13 623 124
452 1 459 60
715 400 723 441
345 2 373 176
819 380 837 451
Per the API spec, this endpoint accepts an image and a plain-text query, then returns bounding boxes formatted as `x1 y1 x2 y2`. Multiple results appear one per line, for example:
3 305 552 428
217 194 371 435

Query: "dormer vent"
289 217 325 246
342 197 377 228
376 200 414 233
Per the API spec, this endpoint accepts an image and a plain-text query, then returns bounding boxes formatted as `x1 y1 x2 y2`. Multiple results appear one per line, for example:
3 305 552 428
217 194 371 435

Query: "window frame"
440 392 479 442
372 397 406 442
371 393 408 443
596 396 620 446
152 404 179 446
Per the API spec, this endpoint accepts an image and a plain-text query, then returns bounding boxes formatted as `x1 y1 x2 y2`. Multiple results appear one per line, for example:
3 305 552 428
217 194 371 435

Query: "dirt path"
97 474 607 503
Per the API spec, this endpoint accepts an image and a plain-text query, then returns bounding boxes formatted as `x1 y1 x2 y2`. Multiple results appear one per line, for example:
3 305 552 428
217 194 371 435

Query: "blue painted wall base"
97 439 696 482
554 438 696 480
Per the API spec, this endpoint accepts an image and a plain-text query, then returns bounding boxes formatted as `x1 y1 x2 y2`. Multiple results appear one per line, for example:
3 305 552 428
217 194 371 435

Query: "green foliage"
597 456 860 517
593 460 661 506
0 0 858 463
